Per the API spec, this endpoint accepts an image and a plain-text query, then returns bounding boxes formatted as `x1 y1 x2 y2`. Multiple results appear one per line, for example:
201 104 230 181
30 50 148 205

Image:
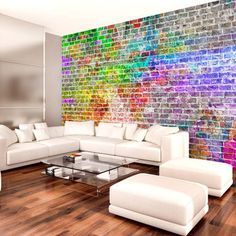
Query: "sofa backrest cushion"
123 123 137 140
48 126 65 138
96 122 122 138
19 123 35 140
110 126 126 140
0 125 18 146
64 120 95 136
145 124 179 146
132 128 148 142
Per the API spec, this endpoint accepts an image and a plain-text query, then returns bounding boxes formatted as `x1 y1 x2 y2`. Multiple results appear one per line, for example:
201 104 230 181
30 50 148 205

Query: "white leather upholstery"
0 125 18 146
39 137 79 156
64 120 94 136
0 124 189 171
80 137 124 155
65 135 97 142
123 123 137 140
115 141 160 162
109 173 208 235
0 137 7 170
161 131 189 163
160 159 233 197
48 126 64 138
7 142 49 165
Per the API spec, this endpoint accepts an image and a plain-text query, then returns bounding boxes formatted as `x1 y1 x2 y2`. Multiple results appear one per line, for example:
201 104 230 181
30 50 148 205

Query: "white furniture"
109 173 208 236
0 123 189 171
160 159 233 197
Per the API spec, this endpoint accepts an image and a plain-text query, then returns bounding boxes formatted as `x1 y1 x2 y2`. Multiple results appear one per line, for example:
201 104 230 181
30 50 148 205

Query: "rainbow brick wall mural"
62 0 236 166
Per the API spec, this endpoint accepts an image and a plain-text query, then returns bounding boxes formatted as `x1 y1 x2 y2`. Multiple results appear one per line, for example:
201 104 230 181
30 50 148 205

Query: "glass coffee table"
42 152 139 195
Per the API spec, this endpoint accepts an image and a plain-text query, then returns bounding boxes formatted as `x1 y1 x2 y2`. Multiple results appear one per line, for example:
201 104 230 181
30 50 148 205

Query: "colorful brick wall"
62 0 236 166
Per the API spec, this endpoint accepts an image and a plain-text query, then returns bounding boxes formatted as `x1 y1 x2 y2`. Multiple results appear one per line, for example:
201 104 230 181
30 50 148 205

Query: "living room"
0 0 235 235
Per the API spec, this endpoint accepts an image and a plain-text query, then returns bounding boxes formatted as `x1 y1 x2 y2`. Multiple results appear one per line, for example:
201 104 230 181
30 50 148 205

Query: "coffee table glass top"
44 152 135 175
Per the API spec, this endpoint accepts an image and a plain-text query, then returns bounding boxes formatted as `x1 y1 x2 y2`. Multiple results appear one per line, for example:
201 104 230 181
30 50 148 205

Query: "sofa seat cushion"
7 142 49 165
115 141 160 162
79 137 125 155
160 159 233 197
110 173 208 226
65 135 97 142
39 137 79 156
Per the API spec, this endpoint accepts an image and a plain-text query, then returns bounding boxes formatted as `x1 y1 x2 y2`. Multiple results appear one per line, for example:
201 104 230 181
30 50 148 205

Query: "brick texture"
62 0 236 166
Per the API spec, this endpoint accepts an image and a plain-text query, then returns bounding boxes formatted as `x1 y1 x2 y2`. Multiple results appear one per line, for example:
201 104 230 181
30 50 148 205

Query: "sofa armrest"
48 126 65 138
161 131 189 163
0 137 7 171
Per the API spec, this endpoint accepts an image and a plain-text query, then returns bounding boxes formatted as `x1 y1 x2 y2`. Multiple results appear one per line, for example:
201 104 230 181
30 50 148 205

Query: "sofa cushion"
34 122 48 129
19 124 35 140
80 137 124 155
15 129 33 143
48 126 65 138
160 159 233 190
0 125 18 146
65 135 97 142
110 126 126 140
123 123 137 140
96 122 122 138
39 137 79 156
64 120 95 136
33 129 50 141
7 142 49 165
145 125 179 146
132 128 148 142
110 173 208 226
116 141 160 162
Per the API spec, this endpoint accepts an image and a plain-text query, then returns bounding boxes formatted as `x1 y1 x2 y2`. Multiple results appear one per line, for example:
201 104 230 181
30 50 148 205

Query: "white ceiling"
0 0 214 36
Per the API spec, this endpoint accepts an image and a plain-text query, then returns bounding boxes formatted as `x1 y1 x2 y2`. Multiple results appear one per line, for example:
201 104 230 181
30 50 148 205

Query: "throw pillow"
19 123 35 140
144 124 162 142
0 125 18 146
15 129 33 143
145 125 179 146
132 128 148 142
64 120 95 136
110 126 126 140
34 122 48 129
33 129 50 141
123 123 137 140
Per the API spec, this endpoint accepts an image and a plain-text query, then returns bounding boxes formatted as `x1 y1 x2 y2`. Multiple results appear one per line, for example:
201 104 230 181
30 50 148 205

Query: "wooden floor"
0 163 236 236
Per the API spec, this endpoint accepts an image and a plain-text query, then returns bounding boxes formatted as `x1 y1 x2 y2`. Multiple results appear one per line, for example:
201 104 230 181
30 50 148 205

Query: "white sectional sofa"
0 121 189 171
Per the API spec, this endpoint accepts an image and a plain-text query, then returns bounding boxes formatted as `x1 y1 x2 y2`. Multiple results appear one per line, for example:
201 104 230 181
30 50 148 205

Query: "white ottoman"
160 159 233 197
109 173 208 236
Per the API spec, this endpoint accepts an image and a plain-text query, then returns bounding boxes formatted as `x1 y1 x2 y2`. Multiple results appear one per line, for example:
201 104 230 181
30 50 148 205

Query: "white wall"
45 33 62 126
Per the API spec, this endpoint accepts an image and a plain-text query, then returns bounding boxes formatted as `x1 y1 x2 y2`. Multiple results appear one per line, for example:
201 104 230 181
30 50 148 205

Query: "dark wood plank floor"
0 163 236 236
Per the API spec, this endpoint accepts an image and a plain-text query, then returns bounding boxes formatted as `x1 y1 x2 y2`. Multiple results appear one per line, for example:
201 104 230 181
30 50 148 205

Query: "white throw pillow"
33 129 50 141
145 124 162 142
132 128 148 142
15 129 33 143
34 122 48 129
123 123 137 140
19 123 35 140
64 120 94 136
96 122 122 138
145 125 179 146
0 125 18 146
110 126 126 140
